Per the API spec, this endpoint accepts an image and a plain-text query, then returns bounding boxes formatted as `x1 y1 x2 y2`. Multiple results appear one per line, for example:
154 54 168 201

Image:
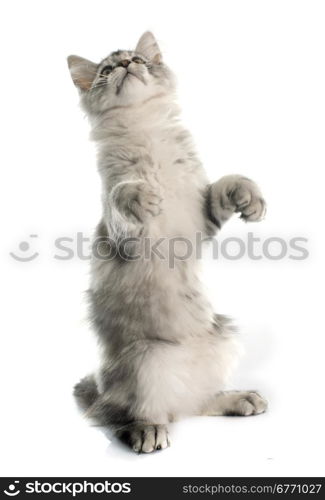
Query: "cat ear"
67 55 97 91
135 32 162 64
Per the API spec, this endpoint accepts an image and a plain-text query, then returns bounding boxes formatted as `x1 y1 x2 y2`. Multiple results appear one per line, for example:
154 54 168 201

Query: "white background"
1 0 324 477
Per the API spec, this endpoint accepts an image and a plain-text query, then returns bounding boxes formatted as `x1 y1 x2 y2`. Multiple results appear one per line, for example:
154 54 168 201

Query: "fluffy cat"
68 32 267 453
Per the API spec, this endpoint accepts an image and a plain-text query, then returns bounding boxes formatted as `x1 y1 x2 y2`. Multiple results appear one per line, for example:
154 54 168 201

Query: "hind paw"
224 391 268 416
119 424 170 453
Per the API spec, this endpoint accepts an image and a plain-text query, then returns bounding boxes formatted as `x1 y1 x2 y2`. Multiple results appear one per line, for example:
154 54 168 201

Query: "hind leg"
201 391 268 416
117 423 170 453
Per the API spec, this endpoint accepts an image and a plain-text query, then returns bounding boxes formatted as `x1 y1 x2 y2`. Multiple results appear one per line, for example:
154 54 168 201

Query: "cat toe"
239 392 268 415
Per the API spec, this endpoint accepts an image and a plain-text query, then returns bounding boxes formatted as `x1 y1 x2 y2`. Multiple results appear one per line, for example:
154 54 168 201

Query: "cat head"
67 32 175 115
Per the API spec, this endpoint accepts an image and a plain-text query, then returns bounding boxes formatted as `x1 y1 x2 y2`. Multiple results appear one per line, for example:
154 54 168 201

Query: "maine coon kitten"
68 32 267 453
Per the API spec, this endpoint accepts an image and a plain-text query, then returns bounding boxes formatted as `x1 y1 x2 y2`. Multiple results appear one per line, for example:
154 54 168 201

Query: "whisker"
88 80 108 92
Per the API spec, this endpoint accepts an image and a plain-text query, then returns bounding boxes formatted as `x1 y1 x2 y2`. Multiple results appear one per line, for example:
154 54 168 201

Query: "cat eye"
100 65 113 76
132 56 145 64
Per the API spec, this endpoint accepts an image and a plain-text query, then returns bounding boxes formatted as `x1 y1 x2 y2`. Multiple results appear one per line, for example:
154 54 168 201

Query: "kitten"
68 32 267 453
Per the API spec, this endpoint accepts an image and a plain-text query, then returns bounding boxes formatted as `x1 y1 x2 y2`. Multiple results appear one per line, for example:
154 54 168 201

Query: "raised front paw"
132 183 163 222
211 175 266 224
113 181 163 224
229 177 266 222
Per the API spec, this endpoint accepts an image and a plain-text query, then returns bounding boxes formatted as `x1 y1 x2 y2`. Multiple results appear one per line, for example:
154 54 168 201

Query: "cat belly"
131 329 241 423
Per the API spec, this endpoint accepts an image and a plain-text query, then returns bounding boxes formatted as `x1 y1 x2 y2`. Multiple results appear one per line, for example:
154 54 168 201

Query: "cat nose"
119 59 131 68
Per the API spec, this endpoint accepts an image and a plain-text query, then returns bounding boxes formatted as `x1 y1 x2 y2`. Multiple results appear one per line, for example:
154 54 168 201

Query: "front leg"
206 175 266 233
107 180 162 239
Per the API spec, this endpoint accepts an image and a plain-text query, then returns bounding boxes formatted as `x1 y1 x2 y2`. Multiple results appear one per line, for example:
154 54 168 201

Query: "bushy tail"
73 374 99 411
73 374 134 436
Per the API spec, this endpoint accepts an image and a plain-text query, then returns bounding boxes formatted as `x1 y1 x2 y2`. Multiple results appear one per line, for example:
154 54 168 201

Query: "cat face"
68 32 175 114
